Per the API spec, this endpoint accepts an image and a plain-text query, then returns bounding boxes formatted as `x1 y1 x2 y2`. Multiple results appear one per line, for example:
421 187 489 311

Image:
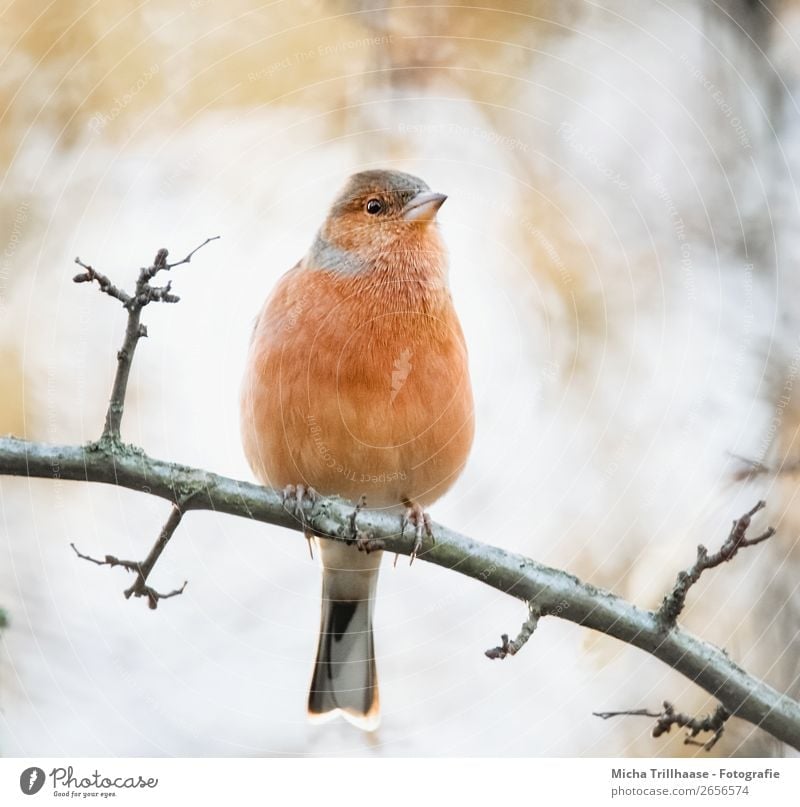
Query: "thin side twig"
74 238 219 444
71 542 141 572
731 452 800 481
485 604 541 659
71 503 188 610
657 501 775 627
166 235 221 269
594 701 730 751
67 242 218 604
73 259 131 306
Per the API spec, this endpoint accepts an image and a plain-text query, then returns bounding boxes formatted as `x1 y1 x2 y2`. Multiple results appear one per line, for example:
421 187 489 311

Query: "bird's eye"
365 198 383 215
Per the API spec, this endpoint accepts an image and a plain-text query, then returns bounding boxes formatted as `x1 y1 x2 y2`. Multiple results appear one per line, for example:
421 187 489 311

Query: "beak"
402 191 447 222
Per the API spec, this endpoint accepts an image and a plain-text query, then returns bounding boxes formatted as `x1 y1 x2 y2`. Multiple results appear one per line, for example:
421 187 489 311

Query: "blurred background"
1 0 800 757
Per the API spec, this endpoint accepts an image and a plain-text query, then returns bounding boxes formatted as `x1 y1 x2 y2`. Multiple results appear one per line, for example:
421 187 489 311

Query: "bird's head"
310 169 447 278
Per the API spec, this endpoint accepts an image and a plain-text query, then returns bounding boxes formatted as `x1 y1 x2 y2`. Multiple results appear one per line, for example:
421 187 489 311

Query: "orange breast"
241 266 474 507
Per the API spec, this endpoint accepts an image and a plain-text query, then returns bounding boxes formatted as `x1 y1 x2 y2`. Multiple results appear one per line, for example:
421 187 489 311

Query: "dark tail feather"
307 597 380 730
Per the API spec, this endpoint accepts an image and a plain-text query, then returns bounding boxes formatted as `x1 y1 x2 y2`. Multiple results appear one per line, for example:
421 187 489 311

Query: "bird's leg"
400 497 434 565
282 484 319 559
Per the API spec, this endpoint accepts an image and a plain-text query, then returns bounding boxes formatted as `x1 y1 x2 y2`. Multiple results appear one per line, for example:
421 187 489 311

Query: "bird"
240 169 474 730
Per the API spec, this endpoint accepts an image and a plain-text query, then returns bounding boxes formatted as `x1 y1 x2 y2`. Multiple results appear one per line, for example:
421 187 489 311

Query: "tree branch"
74 238 219 445
1 238 798 753
485 604 541 659
1 435 799 749
657 501 774 626
594 701 730 751
70 501 188 609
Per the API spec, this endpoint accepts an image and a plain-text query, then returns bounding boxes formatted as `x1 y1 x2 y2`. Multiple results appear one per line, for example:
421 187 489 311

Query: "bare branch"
657 501 775 626
71 503 188 610
73 258 131 306
731 453 800 481
594 701 730 751
485 604 541 659
100 303 143 445
72 240 219 445
2 439 799 748
165 236 221 269
134 580 187 610
123 504 187 609
71 542 141 572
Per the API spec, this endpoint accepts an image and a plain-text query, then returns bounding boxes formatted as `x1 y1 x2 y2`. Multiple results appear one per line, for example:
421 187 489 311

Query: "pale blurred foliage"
2 0 800 757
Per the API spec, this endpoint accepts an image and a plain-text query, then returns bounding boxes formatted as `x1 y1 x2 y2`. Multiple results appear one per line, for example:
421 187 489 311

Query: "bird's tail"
307 539 382 731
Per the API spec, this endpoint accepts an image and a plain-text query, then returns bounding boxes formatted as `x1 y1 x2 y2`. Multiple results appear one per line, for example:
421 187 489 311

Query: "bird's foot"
356 533 384 553
399 499 433 565
282 484 319 558
282 483 319 517
348 495 385 554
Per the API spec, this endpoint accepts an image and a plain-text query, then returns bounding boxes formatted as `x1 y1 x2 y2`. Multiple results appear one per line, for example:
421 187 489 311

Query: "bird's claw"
356 533 384 554
349 495 367 537
348 495 384 553
400 500 433 565
282 484 319 519
282 484 319 559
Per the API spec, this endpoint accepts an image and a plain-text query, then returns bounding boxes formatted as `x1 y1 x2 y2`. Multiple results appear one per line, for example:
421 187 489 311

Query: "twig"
71 542 141 571
485 604 541 659
74 238 219 444
70 503 188 610
166 236 221 269
657 501 775 627
594 701 730 751
123 504 187 608
73 260 131 306
67 243 216 605
731 453 800 481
